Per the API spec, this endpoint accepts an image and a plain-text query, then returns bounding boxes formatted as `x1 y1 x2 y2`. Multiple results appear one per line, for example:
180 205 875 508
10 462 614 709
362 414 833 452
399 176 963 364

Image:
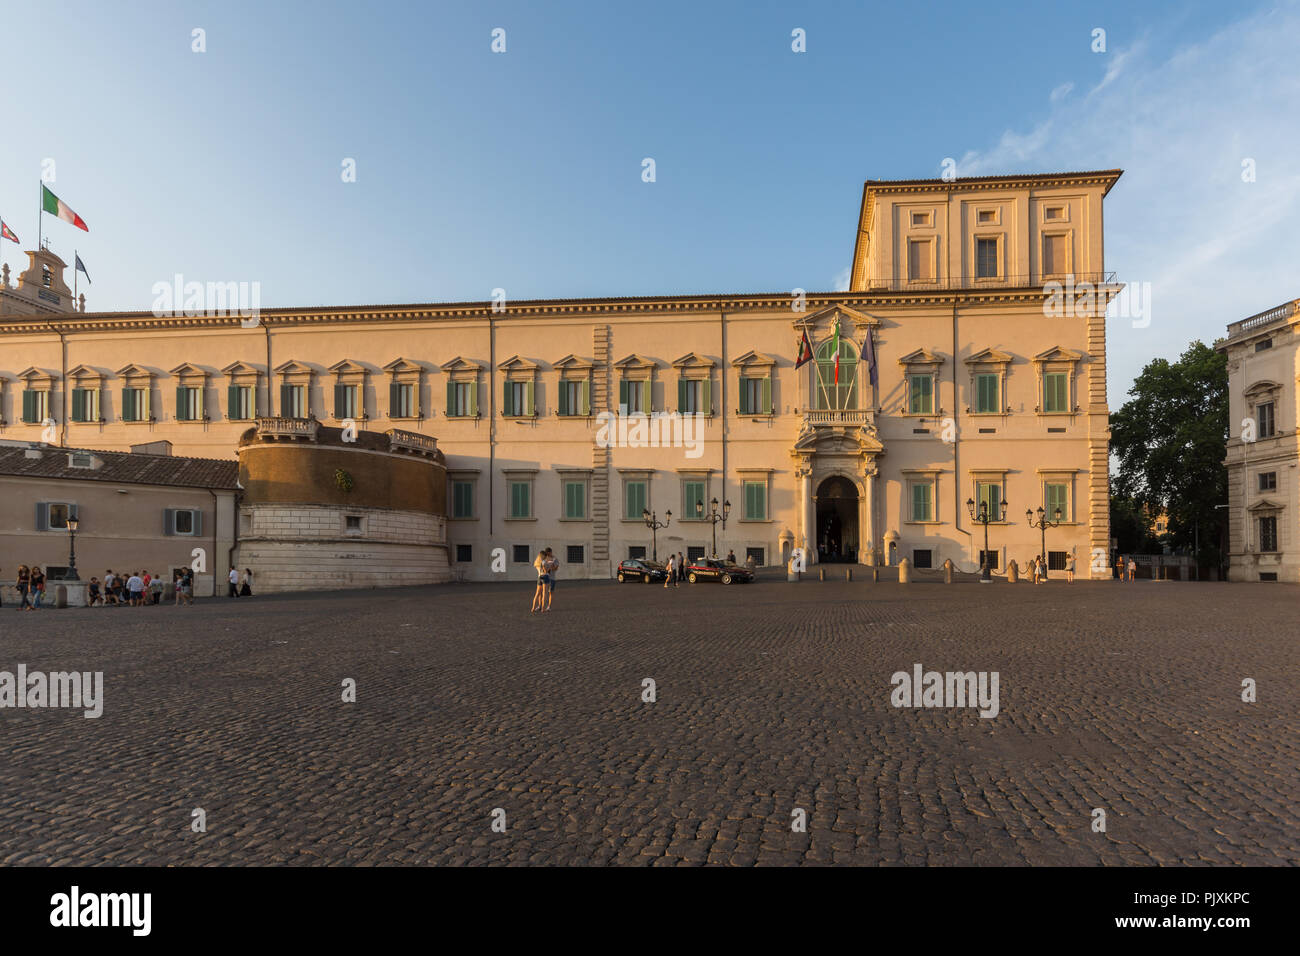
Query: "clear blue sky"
3 0 1296 407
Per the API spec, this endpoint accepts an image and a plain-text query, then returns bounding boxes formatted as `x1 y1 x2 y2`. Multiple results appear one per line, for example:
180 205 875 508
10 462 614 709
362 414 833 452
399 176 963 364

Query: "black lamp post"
1026 506 1063 579
696 497 731 558
966 495 1007 584
642 508 671 563
66 515 80 581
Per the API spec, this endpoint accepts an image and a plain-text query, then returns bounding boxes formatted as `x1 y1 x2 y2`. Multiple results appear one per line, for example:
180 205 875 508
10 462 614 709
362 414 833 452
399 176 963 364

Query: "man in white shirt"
126 572 144 607
228 567 240 597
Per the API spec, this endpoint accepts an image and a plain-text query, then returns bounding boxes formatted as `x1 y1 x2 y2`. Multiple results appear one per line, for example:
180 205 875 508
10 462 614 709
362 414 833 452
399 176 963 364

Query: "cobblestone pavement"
0 578 1295 866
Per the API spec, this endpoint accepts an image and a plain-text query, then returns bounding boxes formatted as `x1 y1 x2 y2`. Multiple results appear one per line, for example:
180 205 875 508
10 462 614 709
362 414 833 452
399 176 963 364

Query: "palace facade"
0 170 1121 583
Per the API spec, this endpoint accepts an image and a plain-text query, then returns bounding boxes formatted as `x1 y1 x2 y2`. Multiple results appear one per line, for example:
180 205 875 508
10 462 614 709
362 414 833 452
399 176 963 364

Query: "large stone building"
0 169 1122 581
1219 297 1300 582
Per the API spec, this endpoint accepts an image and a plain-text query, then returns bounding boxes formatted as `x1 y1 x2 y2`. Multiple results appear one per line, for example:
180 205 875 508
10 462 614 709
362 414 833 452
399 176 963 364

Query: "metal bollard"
943 559 954 584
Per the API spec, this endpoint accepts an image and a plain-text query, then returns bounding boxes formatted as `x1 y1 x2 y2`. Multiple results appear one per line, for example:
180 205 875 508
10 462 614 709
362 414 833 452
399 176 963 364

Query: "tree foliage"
1109 341 1228 565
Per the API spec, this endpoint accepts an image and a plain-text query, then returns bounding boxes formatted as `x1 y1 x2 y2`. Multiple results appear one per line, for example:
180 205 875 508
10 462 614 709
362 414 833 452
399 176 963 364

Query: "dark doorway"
816 475 859 563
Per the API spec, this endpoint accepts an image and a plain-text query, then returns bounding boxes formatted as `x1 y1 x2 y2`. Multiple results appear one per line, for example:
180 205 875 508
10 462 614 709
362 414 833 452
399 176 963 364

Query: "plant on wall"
334 468 354 493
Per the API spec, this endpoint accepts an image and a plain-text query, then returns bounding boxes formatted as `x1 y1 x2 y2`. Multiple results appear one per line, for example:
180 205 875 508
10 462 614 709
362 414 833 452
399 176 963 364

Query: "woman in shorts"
531 550 549 612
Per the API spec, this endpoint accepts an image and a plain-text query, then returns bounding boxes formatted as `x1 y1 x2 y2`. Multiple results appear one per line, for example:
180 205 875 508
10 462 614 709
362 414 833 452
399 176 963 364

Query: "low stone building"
234 418 450 591
0 440 238 601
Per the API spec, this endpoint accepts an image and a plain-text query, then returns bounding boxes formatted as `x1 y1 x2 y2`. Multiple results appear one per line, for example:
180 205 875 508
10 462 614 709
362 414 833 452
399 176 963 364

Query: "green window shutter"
701 378 712 415
193 509 203 536
738 377 750 415
468 381 478 416
71 388 84 422
334 384 346 417
525 380 535 416
163 508 174 536
580 377 591 416
121 388 133 422
618 379 628 411
446 379 455 415
280 384 292 416
388 382 399 417
22 390 35 424
228 384 241 419
501 380 512 417
678 378 687 411
176 386 187 420
36 503 49 531
761 375 772 414
558 380 569 416
641 381 651 413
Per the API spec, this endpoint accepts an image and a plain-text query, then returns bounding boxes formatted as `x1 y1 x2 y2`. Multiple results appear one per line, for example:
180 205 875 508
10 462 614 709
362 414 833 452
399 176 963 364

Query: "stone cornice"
0 287 1109 334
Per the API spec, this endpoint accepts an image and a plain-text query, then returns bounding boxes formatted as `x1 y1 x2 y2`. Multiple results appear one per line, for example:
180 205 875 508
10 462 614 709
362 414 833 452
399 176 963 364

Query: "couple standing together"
531 548 559 612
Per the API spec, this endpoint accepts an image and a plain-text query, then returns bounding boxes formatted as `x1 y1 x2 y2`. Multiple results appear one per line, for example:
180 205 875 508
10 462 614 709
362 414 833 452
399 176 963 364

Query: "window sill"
558 517 592 523
449 515 479 521
444 414 482 420
904 520 942 525
504 517 537 522
736 518 771 523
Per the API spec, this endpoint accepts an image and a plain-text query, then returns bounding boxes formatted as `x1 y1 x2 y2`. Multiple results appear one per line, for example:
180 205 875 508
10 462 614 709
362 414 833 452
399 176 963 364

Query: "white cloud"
955 4 1300 406
831 265 851 292
1049 81 1074 103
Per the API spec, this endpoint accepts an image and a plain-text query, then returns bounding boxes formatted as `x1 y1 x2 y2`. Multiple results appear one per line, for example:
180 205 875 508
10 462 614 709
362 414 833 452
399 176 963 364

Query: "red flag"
0 220 18 244
794 329 814 368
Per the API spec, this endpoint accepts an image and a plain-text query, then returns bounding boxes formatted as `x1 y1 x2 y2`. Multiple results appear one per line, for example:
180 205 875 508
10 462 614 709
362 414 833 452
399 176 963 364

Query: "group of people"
1115 555 1138 581
1024 553 1076 584
228 567 254 598
531 549 559 611
7 565 48 610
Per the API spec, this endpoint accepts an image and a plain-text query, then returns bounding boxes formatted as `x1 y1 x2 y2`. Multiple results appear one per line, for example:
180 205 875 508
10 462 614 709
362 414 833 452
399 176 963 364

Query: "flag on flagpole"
794 329 814 369
75 253 92 284
41 185 89 232
0 220 18 244
863 327 878 388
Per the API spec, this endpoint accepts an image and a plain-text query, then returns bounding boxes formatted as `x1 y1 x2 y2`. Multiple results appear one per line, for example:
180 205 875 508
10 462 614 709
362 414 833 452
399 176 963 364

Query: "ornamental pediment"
497 355 541 372
964 348 1014 366
382 357 424 374
440 356 482 373
1033 346 1083 364
794 303 882 333
274 359 316 376
897 348 945 366
554 354 595 371
222 361 261 377
731 350 777 369
169 362 210 378
328 359 370 375
671 351 716 369
613 353 658 371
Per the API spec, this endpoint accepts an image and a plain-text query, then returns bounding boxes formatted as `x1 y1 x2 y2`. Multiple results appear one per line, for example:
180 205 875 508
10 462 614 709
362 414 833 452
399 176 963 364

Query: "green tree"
1109 341 1228 569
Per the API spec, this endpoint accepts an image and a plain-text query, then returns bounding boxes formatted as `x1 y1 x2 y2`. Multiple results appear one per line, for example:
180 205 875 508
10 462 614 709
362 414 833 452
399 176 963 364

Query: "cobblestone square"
0 578 1295 866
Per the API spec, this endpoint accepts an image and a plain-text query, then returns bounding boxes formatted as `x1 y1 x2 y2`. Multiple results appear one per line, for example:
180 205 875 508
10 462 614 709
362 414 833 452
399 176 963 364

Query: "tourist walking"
1127 556 1137 582
181 567 195 605
228 567 240 598
30 566 46 609
240 568 253 597
664 553 676 588
16 565 32 611
88 577 103 607
1066 552 1075 584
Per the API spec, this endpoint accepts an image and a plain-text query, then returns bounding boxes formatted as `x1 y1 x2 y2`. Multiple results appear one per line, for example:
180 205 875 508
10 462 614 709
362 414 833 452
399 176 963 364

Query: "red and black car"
616 558 669 583
685 558 754 585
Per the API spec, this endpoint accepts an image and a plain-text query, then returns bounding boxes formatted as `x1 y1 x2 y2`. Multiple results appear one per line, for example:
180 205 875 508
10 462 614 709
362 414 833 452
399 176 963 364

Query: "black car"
616 558 669 583
684 558 754 585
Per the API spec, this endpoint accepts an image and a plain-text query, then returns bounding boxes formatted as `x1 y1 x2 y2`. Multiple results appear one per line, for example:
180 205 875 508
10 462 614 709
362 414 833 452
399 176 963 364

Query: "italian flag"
41 185 89 232
832 321 841 384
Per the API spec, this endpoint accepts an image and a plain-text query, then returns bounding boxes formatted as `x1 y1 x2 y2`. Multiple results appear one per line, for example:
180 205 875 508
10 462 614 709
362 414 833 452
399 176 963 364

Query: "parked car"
685 558 754 585
616 558 669 583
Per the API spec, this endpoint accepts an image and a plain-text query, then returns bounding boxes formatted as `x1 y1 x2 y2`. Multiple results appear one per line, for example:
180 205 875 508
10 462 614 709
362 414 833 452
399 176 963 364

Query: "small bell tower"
0 246 76 316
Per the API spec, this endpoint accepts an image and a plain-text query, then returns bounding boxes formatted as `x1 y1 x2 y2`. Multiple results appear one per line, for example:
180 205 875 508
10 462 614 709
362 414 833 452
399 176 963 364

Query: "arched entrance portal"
815 475 859 563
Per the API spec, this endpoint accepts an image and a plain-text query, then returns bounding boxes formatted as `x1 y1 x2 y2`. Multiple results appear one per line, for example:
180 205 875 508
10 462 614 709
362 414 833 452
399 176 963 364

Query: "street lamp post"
1026 506 1062 579
642 508 671 563
696 497 731 558
966 495 1008 584
66 515 80 581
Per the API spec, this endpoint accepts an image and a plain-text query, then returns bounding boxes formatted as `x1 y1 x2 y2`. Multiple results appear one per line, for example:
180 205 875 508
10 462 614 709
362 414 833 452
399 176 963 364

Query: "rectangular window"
913 549 933 569
976 481 1003 522
1257 401 1275 438
502 380 534 417
745 547 765 566
975 372 999 413
620 379 650 414
334 383 359 419
122 386 150 422
908 239 932 280
455 544 473 563
1258 472 1277 492
282 384 307 418
738 376 770 415
683 480 706 520
1043 372 1069 413
624 480 647 520
447 381 477 417
679 379 702 414
512 544 530 563
21 389 51 424
687 546 706 561
228 384 254 420
975 237 999 278
44 502 75 530
1044 206 1065 221
908 374 933 414
1042 234 1068 275
976 209 996 225
1044 482 1069 521
163 508 201 536
628 545 647 560
451 480 475 519
389 382 416 418
1048 551 1068 571
567 545 585 564
507 480 532 519
1259 516 1278 552
345 515 362 535
978 550 1000 570
910 482 933 522
558 379 591 416
743 480 767 520
563 480 587 519
176 385 204 421
1255 339 1272 352
70 387 100 422
911 211 931 227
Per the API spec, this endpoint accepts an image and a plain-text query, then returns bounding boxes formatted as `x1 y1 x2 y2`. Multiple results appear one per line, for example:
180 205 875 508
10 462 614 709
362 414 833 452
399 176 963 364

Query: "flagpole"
37 182 42 251
74 248 78 302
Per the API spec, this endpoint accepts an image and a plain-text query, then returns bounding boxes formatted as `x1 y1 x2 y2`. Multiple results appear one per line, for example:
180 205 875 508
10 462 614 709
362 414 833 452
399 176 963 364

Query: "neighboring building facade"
0 169 1121 580
0 440 237 599
1218 298 1300 582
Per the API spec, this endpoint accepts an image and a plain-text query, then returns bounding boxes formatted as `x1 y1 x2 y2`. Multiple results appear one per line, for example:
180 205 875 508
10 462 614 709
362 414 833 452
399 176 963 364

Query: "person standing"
228 567 239 597
1065 553 1075 584
726 549 736 564
240 568 253 597
1127 556 1137 582
127 571 145 606
88 576 103 606
677 552 685 584
30 566 46 609
16 566 32 611
183 567 195 605
1114 554 1124 581
544 549 559 611
663 553 676 589
531 550 548 612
